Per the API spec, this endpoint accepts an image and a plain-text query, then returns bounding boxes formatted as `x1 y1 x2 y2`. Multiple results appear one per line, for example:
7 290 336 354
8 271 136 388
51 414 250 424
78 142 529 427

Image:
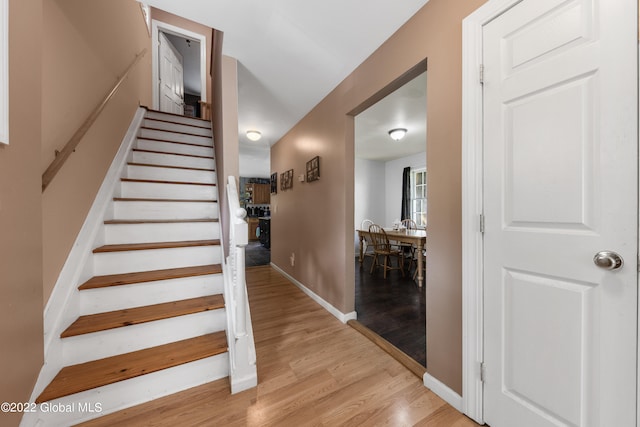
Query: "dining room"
353 70 427 370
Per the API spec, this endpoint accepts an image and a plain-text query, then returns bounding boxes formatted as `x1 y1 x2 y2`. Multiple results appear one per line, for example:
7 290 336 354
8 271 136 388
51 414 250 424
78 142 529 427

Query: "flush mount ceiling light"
388 128 407 141
246 130 262 141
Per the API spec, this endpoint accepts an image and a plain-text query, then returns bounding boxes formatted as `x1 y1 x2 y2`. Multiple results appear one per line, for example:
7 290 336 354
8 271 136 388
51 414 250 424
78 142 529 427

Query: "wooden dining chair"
360 219 375 265
368 224 405 278
399 218 418 271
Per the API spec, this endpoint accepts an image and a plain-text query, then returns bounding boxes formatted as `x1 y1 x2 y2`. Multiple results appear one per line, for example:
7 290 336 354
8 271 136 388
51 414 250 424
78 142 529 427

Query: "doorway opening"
151 20 207 118
350 61 427 371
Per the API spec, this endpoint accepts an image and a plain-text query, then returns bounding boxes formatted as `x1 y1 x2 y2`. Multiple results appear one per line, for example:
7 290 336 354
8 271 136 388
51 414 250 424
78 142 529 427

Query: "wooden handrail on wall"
41 48 147 192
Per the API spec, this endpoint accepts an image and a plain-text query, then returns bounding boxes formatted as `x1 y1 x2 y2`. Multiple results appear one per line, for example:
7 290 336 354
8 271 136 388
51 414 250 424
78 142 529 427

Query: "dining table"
357 227 427 287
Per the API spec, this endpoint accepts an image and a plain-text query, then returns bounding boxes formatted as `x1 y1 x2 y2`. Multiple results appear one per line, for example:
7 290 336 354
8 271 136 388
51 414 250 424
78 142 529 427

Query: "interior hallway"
79 265 478 426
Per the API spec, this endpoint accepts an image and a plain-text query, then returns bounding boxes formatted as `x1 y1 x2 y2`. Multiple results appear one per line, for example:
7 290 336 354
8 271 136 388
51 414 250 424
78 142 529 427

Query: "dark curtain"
401 167 411 220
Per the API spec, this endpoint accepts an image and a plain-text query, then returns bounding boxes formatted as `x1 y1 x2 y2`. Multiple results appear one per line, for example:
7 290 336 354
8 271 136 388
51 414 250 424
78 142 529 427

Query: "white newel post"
224 176 257 394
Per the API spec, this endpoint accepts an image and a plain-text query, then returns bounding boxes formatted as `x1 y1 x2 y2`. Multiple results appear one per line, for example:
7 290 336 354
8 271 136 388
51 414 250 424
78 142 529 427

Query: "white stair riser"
136 139 214 157
127 164 215 184
113 201 218 220
62 310 226 365
28 354 228 427
78 275 224 314
104 222 219 245
143 119 212 137
93 246 222 276
145 111 211 129
133 151 215 169
139 128 212 146
121 181 216 200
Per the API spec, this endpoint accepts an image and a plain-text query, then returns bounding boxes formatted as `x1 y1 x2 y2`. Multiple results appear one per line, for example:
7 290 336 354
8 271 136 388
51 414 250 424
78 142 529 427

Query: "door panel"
483 0 637 426
159 32 184 115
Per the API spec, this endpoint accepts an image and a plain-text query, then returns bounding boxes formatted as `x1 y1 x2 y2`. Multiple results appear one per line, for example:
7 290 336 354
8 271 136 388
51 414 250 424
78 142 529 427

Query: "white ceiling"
355 71 427 161
143 0 430 151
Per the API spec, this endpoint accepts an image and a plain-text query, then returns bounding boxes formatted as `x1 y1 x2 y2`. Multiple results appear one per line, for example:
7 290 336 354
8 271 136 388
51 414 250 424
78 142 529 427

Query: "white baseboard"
270 263 357 324
423 371 463 413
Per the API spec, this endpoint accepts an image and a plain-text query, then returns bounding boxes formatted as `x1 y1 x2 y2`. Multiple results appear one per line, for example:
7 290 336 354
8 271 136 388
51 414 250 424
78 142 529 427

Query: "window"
411 168 426 226
0 0 7 145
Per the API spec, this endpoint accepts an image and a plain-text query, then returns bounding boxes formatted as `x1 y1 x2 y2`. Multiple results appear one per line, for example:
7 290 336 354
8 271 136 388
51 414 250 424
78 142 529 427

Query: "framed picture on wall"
270 172 278 194
280 169 293 191
306 156 320 182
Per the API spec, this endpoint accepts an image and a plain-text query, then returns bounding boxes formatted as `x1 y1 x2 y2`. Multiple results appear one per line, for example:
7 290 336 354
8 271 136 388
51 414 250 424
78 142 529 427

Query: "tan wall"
41 0 152 304
151 8 212 105
271 0 486 394
0 1 44 425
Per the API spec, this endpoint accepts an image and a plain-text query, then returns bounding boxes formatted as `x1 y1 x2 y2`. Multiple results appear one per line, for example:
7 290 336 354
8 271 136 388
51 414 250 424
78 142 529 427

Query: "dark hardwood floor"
246 241 270 267
354 256 426 367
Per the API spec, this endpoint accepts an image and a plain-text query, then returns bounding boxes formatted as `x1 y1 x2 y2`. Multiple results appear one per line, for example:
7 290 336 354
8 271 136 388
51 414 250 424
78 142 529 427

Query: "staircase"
25 109 234 426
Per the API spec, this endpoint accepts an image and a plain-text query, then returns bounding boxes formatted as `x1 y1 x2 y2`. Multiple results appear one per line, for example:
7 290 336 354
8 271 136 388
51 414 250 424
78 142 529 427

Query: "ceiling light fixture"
388 128 407 141
246 130 262 141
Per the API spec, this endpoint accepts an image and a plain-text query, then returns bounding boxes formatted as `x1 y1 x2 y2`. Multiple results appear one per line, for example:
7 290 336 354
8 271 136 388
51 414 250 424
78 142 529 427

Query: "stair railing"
223 175 257 393
42 49 147 192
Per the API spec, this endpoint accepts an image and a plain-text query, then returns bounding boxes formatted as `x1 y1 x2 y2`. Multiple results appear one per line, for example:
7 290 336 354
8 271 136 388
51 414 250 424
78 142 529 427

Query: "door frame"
151 19 207 111
461 0 639 425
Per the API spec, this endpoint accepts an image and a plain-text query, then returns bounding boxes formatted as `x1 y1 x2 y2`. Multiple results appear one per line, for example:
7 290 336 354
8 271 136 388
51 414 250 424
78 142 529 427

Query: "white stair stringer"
22 109 231 427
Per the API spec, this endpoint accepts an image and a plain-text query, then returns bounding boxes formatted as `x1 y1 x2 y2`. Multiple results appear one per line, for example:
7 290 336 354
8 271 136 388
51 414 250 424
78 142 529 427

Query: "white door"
482 1 637 426
159 32 184 115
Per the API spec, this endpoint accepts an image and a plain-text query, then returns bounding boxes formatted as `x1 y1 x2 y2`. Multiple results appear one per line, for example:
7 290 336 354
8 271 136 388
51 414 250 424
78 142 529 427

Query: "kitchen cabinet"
248 218 259 241
246 183 270 204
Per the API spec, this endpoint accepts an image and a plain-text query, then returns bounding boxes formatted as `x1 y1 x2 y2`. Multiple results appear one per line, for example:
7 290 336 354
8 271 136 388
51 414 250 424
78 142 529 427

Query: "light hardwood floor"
79 265 480 426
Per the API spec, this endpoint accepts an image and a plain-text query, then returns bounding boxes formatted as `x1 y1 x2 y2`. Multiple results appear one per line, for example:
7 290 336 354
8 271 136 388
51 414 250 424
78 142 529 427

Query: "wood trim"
93 239 220 253
36 332 227 403
41 49 147 191
347 59 428 117
348 320 426 379
61 295 225 338
461 1 524 423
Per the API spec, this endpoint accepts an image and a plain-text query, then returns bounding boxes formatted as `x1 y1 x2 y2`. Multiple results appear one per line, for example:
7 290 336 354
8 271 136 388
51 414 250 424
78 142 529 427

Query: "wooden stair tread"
79 264 223 290
127 162 215 172
61 295 225 338
104 218 218 225
133 148 214 159
137 137 213 149
36 332 227 403
141 126 212 139
93 239 220 253
121 178 216 186
144 117 212 131
113 197 216 203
